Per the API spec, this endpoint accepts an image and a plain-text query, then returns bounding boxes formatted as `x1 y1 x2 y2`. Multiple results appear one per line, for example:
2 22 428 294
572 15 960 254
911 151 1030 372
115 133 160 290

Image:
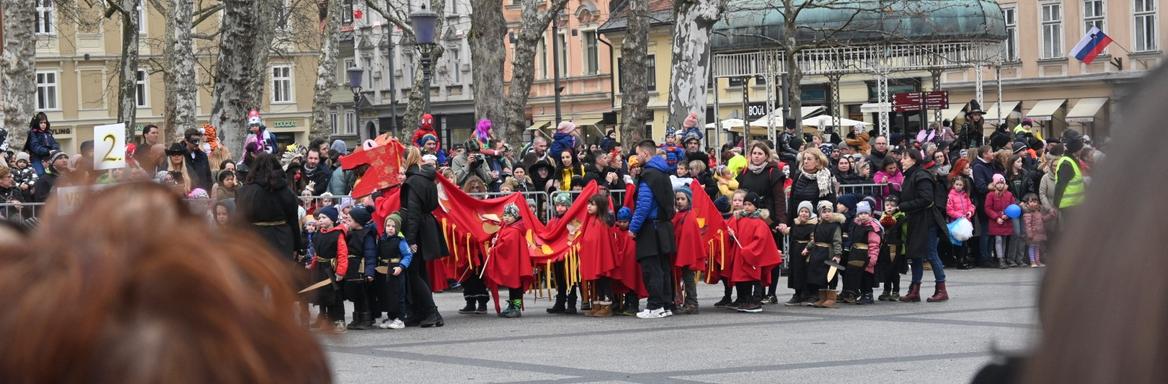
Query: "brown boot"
584 301 600 317
926 282 949 302
592 302 613 317
810 290 827 307
900 283 922 302
815 290 838 308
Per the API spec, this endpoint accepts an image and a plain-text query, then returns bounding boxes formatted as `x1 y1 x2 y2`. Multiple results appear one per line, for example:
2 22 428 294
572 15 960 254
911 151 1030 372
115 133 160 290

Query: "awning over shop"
748 106 825 127
1065 98 1109 123
941 103 967 122
983 101 1019 122
708 119 747 130
1024 99 1066 121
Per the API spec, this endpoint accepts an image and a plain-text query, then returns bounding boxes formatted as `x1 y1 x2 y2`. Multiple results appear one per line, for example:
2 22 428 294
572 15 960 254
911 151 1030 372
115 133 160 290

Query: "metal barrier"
837 183 889 200
1 202 45 222
467 191 552 223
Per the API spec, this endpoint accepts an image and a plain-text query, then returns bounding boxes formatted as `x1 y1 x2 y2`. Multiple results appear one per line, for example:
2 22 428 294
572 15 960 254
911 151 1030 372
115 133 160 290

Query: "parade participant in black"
735 141 788 304
629 140 677 319
309 206 347 332
961 100 986 148
842 201 881 305
545 192 580 314
785 147 835 305
182 128 213 191
341 206 377 330
372 213 411 330
235 153 302 261
778 201 817 306
400 147 447 327
899 148 951 302
877 195 907 301
806 201 844 308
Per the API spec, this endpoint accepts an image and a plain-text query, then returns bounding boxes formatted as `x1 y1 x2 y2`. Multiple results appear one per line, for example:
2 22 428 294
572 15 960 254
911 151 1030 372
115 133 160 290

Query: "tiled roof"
598 0 675 33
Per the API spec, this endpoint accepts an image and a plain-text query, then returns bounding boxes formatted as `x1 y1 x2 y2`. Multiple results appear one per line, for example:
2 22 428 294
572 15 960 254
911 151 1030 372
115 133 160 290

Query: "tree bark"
211 0 276 155
783 0 802 126
468 0 506 138
116 0 142 138
0 0 37 148
665 0 727 133
245 0 279 119
167 0 198 141
310 0 343 143
502 0 569 145
618 0 650 144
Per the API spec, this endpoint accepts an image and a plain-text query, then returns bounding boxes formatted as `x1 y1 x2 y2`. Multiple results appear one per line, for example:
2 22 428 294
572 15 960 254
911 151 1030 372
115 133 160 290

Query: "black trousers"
462 272 489 302
593 277 614 302
342 280 369 314
550 260 580 301
508 288 524 301
639 255 672 310
372 272 404 319
405 261 437 319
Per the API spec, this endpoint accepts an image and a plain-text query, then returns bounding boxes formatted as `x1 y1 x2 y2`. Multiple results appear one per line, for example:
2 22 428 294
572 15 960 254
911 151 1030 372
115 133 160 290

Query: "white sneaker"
377 319 391 329
387 318 405 330
636 308 666 319
333 320 347 333
663 309 674 317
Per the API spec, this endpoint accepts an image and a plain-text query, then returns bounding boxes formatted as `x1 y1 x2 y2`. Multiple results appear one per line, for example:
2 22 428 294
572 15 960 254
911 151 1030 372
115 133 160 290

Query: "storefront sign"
272 120 298 129
51 127 73 136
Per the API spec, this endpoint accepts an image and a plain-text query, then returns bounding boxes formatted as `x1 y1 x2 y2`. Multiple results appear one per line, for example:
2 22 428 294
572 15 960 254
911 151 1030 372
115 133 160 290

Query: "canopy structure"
1065 98 1109 123
984 101 1019 123
802 115 870 128
708 119 747 130
1025 99 1066 121
709 0 1008 144
749 106 825 127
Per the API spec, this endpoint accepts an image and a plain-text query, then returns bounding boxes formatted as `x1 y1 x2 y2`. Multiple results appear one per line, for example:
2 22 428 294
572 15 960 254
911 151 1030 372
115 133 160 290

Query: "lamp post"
410 5 438 114
552 11 565 125
348 66 365 141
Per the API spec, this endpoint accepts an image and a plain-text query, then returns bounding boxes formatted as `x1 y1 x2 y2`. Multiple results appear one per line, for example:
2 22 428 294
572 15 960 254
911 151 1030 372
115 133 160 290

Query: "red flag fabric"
609 227 647 298
672 210 707 271
685 180 730 283
340 135 406 198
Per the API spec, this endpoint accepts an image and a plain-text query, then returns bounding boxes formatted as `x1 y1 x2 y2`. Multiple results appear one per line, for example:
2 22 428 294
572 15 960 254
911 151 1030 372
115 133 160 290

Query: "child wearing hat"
10 152 36 197
371 213 411 329
804 200 845 308
308 206 348 332
485 204 535 318
778 200 819 307
340 206 378 330
671 186 705 314
842 201 882 305
727 191 782 313
546 192 580 314
877 195 907 301
984 173 1017 268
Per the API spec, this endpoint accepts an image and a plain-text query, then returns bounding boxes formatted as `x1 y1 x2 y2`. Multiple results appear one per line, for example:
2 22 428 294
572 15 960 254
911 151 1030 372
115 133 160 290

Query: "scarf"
802 168 833 197
747 162 767 174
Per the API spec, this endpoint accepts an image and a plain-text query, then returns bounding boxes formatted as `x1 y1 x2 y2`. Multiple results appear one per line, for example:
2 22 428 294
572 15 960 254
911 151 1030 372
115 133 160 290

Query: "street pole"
421 47 433 114
552 18 563 125
387 32 399 138
354 91 361 142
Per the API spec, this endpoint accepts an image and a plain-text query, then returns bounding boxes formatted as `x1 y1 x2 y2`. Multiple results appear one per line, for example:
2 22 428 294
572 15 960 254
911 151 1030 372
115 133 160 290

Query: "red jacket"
946 189 975 221
728 214 782 283
984 190 1016 236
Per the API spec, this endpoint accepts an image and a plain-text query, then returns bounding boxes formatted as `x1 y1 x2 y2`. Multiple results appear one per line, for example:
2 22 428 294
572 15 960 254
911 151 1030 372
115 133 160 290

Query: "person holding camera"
183 128 213 191
452 138 495 187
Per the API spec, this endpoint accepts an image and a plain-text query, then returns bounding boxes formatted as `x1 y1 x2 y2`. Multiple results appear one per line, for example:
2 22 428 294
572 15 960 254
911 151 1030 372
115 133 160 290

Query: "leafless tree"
666 0 729 133
1 0 37 147
618 0 650 143
366 0 447 134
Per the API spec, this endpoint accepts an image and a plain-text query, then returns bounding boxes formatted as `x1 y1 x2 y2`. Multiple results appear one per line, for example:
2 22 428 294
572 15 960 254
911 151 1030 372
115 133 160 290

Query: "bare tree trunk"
116 0 142 138
468 0 506 138
502 0 569 144
783 0 802 125
246 0 278 116
665 0 727 131
211 0 271 155
619 0 650 144
168 0 197 140
1 0 37 147
310 0 342 143
400 0 445 133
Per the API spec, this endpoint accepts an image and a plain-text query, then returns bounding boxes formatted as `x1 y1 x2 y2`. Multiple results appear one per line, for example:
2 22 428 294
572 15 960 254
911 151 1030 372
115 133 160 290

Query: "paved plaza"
323 268 1040 383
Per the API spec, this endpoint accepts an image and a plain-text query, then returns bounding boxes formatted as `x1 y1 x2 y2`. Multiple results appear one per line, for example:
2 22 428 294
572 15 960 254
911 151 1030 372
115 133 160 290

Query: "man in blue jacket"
629 140 677 319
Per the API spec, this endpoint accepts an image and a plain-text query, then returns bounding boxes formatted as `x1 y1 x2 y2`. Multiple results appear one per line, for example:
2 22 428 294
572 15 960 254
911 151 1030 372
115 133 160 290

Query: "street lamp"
348 66 365 141
410 4 438 114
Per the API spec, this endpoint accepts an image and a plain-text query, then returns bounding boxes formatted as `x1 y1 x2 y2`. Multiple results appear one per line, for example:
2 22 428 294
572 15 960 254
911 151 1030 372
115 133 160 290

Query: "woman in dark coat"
735 141 788 305
400 147 448 327
897 149 950 303
235 153 302 261
784 147 837 305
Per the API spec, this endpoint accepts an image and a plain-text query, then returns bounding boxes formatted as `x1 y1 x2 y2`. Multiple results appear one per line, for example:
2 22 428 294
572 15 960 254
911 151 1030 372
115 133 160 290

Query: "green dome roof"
711 0 1008 52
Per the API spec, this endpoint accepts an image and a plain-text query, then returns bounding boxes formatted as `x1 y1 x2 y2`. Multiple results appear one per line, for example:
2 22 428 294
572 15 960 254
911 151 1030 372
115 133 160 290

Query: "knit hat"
744 191 764 208
862 196 879 212
1011 141 1027 154
247 109 262 126
1062 129 1085 153
616 207 632 222
463 138 481 153
1021 118 1034 127
992 173 1006 185
14 152 29 163
552 191 572 206
417 133 438 146
317 206 340 223
684 131 702 144
502 203 520 219
349 205 373 226
420 113 434 130
797 201 814 214
49 150 69 163
422 154 437 165
385 212 403 232
857 201 872 215
187 188 209 200
713 196 731 214
817 200 834 213
683 111 699 129
557 121 577 134
675 185 693 201
330 139 349 155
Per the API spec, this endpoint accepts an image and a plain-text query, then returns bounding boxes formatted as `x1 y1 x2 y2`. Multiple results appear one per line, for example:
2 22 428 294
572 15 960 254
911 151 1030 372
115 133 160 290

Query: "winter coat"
451 152 494 187
26 129 59 161
898 164 949 259
658 144 686 174
302 164 331 196
846 131 871 154
788 171 836 226
630 156 676 260
549 132 576 161
873 169 904 198
401 165 449 261
186 149 213 192
737 162 788 225
1039 171 1057 211
972 158 996 202
946 189 975 221
1023 209 1053 243
984 190 1016 236
328 166 351 195
235 182 303 259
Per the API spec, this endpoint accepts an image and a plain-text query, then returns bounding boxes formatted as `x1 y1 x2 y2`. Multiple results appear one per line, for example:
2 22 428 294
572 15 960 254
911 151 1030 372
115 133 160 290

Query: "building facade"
332 0 476 147
502 0 615 143
28 0 321 154
943 0 1167 140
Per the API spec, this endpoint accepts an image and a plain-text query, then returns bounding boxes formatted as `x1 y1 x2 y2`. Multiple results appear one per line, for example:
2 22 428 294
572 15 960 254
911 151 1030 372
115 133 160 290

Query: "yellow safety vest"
1056 156 1084 208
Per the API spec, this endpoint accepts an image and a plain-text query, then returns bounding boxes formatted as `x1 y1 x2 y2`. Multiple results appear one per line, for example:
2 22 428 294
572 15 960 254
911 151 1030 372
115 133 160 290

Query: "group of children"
950 174 1053 269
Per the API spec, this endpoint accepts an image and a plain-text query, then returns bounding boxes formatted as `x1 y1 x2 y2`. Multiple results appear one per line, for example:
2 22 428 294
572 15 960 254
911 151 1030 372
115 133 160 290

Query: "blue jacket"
359 223 379 278
27 130 59 159
972 158 995 199
549 132 576 161
630 156 670 234
658 144 685 174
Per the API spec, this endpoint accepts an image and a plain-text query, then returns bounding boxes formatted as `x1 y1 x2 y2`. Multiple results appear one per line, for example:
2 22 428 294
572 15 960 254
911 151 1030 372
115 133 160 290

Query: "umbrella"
706 119 746 130
801 115 871 129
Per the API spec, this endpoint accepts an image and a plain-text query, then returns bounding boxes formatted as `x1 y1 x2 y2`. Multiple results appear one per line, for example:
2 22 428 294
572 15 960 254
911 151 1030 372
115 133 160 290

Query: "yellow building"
30 1 320 154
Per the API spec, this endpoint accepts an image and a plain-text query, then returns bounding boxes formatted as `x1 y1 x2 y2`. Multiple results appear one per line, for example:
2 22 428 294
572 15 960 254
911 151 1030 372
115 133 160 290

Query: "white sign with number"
93 123 127 170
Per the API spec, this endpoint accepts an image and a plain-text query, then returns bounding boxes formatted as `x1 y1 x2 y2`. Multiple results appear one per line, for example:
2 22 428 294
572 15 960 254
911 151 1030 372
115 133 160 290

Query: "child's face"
819 207 832 216
1026 200 1039 209
500 185 513 193
798 209 810 220
675 192 690 210
953 180 965 192
555 204 568 216
587 202 598 215
676 166 688 177
224 175 237 188
857 212 871 222
995 181 1006 191
502 214 517 224
616 220 629 230
316 215 333 228
731 194 745 210
743 202 757 214
884 201 898 212
215 206 230 225
385 221 398 235
884 163 897 173
15 160 27 169
305 222 317 233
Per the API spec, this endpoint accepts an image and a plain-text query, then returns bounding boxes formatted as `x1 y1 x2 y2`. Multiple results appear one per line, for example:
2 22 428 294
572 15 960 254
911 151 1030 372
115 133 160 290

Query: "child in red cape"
610 207 646 316
728 191 782 313
671 186 706 314
486 203 533 318
579 194 618 317
716 190 748 309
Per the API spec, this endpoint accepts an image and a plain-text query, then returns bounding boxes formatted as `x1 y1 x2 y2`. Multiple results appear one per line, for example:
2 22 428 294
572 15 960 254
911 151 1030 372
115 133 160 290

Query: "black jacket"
304 164 331 196
737 163 788 225
186 149 213 192
898 164 949 259
235 182 302 259
401 165 449 261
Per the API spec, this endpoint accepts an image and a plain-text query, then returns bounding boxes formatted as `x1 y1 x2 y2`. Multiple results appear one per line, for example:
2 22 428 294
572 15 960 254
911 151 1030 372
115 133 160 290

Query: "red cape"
485 220 534 290
729 215 782 283
609 226 647 298
672 210 707 271
577 215 616 281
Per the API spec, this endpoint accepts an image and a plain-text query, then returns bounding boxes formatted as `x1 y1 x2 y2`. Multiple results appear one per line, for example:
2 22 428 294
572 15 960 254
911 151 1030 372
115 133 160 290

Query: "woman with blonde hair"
164 143 192 194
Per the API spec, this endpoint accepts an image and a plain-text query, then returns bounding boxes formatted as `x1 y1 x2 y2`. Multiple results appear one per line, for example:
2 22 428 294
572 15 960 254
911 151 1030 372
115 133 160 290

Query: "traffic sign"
893 91 949 112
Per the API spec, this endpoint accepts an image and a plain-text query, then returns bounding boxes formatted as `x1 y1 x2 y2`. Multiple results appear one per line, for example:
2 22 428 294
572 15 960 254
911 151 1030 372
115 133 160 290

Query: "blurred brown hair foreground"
0 183 331 384
1022 66 1168 382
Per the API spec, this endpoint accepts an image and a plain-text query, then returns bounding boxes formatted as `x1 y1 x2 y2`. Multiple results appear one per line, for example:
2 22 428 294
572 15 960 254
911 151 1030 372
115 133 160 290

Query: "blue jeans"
31 160 46 177
976 214 991 264
911 224 947 284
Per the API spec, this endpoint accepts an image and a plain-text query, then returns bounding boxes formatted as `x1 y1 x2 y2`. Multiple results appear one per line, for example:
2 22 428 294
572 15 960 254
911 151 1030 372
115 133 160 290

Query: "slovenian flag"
1069 26 1113 65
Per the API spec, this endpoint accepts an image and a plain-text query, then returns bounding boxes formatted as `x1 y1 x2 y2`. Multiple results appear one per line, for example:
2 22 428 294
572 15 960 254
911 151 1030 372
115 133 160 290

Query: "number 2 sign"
93 123 127 170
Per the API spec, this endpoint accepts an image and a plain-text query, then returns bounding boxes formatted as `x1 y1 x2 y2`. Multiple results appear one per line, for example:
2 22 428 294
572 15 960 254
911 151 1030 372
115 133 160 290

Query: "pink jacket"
857 219 882 274
946 189 975 221
874 170 904 197
984 190 1016 236
1023 209 1053 243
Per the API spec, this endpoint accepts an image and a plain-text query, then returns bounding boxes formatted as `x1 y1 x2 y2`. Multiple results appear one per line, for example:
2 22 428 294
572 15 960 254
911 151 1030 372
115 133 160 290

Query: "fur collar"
794 216 819 225
818 212 845 223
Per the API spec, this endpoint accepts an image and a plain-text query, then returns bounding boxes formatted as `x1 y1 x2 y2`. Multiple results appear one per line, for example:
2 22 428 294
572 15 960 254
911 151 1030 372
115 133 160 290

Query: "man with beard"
303 148 331 196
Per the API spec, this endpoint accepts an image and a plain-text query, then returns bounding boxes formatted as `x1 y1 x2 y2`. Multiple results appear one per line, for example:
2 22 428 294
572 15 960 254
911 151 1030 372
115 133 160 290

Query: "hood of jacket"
644 156 670 173
406 164 437 180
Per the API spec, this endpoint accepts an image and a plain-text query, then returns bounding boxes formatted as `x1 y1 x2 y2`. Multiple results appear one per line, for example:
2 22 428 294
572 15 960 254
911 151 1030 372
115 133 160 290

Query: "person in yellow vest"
1052 130 1086 224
